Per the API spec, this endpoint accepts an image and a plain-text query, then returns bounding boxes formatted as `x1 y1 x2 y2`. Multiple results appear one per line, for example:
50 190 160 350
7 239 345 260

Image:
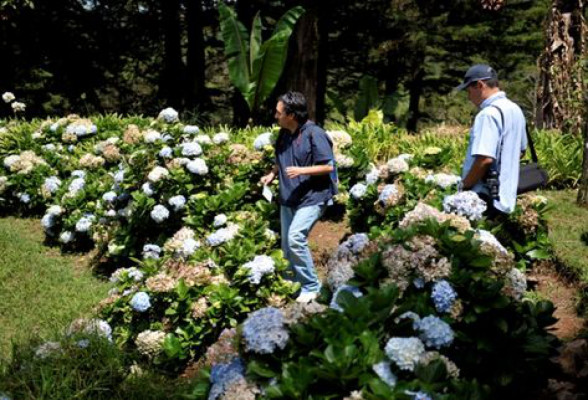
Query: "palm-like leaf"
218 2 250 94
247 6 305 111
250 12 262 75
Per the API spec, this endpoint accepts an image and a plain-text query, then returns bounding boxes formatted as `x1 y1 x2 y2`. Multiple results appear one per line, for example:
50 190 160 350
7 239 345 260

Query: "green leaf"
354 75 379 121
218 3 250 95
163 333 183 358
248 360 277 378
250 12 262 74
526 249 551 260
247 6 304 110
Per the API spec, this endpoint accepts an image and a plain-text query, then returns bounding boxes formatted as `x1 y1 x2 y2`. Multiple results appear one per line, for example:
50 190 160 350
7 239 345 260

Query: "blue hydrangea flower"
43 176 61 194
130 292 151 312
349 183 367 199
442 191 487 221
68 178 85 194
378 184 400 206
186 158 208 175
181 142 203 157
365 166 379 185
209 358 245 400
168 195 186 211
75 216 93 233
431 280 457 313
372 361 397 388
113 170 125 184
159 146 173 158
183 125 200 134
415 315 454 349
142 244 162 259
413 277 425 289
330 285 363 312
41 213 56 231
385 337 425 371
176 238 201 258
18 193 31 204
253 132 273 150
243 255 275 285
242 307 289 354
42 143 56 151
102 191 117 203
150 205 170 223
395 311 421 326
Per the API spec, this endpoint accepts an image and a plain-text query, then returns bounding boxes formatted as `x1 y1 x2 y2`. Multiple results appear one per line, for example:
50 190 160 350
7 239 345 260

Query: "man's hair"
278 91 308 122
484 78 500 89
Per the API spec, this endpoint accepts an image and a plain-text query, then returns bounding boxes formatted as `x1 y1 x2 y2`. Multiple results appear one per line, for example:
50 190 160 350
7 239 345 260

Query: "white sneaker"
295 292 319 303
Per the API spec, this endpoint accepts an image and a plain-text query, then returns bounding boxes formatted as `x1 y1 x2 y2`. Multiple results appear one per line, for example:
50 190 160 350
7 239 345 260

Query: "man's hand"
286 166 304 179
260 172 276 185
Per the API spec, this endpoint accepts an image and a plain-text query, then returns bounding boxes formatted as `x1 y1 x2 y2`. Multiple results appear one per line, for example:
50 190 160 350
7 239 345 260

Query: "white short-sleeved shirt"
461 91 527 213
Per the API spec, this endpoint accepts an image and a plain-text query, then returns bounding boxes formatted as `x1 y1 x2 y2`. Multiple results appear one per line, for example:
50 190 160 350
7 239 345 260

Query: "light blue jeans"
280 204 326 294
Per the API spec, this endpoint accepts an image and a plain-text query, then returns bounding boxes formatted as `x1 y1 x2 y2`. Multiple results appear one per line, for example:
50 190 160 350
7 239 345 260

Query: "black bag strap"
490 104 538 164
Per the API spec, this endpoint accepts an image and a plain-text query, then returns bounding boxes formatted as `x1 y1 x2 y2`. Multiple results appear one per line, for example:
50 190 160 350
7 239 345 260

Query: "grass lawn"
542 189 588 284
0 217 111 362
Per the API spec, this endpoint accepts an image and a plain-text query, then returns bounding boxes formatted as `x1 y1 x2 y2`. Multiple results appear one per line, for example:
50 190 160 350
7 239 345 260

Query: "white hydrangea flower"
135 330 166 358
11 102 26 112
326 130 352 149
387 157 409 174
151 205 170 223
158 107 179 123
142 182 154 196
147 166 169 183
213 132 230 144
213 213 227 227
335 154 354 168
143 129 162 143
195 134 212 145
2 92 15 103
59 231 74 244
349 183 368 200
180 142 203 157
425 173 461 189
253 132 274 150
186 158 208 175
183 125 200 134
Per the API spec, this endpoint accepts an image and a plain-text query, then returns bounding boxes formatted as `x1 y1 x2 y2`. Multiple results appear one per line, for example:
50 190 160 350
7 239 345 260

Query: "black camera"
486 169 500 200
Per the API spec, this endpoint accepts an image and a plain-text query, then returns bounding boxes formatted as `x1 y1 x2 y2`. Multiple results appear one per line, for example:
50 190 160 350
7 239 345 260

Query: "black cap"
456 64 498 91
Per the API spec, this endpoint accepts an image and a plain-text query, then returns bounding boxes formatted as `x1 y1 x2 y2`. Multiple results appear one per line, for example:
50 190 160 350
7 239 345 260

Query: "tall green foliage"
218 4 304 117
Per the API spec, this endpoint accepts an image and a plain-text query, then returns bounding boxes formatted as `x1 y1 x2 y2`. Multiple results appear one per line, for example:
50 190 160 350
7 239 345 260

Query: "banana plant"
218 3 304 116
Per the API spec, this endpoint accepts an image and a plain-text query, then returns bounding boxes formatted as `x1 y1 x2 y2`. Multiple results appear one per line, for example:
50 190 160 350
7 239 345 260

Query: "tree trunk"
185 0 207 111
161 0 184 109
283 1 328 125
535 0 586 135
406 66 424 133
577 107 588 206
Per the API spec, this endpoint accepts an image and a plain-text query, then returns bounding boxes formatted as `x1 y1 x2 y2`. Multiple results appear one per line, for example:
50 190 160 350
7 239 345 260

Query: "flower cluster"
206 224 239 247
349 183 368 200
3 151 47 174
110 267 144 283
327 233 374 290
377 183 403 207
431 280 457 313
130 292 151 312
158 107 179 123
65 119 97 138
186 158 209 175
385 337 425 371
443 191 487 221
372 361 397 387
151 204 170 223
181 141 203 157
242 307 289 354
387 157 409 174
400 202 471 233
415 315 454 349
67 318 113 340
135 329 166 358
253 132 274 150
164 227 201 258
425 173 461 189
502 268 527 301
381 235 451 290
326 130 352 150
79 153 105 169
242 255 275 285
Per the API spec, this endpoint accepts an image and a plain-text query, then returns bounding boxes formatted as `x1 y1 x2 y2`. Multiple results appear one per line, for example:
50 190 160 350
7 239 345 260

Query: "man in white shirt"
457 64 527 215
